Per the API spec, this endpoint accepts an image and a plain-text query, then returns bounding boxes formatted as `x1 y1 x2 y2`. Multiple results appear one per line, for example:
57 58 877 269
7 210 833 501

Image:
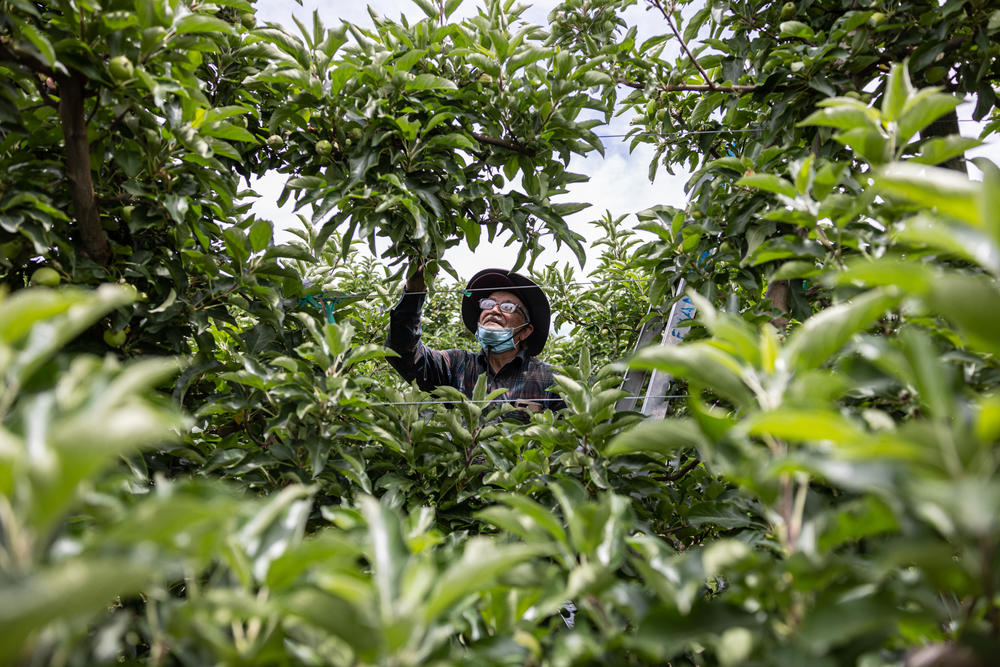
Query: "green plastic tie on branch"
299 294 340 324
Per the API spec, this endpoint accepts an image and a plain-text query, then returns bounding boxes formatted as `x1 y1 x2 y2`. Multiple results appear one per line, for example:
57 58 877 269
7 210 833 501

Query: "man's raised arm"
385 262 456 391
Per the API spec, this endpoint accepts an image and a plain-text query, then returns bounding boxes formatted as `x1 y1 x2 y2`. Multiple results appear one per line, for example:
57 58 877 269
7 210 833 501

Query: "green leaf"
880 63 913 123
17 22 58 71
834 127 890 164
781 288 901 372
174 14 235 35
779 20 814 39
359 495 408 614
898 327 954 420
282 589 378 655
772 260 821 280
798 591 898 654
237 485 314 582
0 559 153 664
812 160 847 199
745 409 867 443
926 273 1000 357
411 0 439 19
875 162 980 226
201 121 257 143
506 46 549 75
248 219 273 253
28 358 185 540
817 496 898 551
287 175 327 190
3 285 138 384
748 411 920 460
707 157 747 173
832 256 935 292
424 132 478 151
487 493 568 545
895 213 999 275
798 103 881 132
912 135 982 166
735 173 796 198
896 89 961 147
631 344 754 409
683 5 712 42
424 538 544 620
606 418 705 456
163 193 190 224
405 74 457 91
262 244 314 262
977 158 1000 244
793 154 813 195
687 502 756 530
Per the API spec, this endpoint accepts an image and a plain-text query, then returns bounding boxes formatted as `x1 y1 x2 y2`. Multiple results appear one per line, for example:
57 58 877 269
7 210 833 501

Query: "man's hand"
404 259 427 293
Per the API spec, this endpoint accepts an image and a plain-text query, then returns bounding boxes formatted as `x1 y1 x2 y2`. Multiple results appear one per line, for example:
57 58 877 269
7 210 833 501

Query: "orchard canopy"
2 0 1000 664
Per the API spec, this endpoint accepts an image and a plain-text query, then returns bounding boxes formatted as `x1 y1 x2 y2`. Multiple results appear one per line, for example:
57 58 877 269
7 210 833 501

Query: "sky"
249 0 998 280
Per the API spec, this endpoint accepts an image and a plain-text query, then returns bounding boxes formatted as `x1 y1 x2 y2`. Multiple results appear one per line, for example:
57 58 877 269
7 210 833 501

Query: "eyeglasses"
479 298 529 321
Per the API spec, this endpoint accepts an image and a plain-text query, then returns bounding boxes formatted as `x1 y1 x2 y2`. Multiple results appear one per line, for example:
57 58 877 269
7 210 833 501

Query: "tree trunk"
57 73 109 265
766 279 789 329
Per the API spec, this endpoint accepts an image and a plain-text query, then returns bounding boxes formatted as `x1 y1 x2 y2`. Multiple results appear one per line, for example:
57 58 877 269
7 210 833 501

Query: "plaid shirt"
386 291 566 418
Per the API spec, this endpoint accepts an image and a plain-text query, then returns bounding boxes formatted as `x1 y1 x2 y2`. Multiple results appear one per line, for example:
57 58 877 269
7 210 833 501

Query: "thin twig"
666 457 701 481
651 0 715 88
86 92 101 125
613 75 757 94
244 420 270 448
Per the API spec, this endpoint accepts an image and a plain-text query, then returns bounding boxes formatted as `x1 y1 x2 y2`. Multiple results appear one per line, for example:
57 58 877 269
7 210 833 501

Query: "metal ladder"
615 279 697 418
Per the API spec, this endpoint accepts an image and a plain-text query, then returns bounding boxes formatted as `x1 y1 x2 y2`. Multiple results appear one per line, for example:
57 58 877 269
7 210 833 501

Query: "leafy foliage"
2 0 1000 665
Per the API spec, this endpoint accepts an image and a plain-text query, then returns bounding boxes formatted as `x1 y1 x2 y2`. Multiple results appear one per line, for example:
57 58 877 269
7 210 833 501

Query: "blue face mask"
476 323 527 353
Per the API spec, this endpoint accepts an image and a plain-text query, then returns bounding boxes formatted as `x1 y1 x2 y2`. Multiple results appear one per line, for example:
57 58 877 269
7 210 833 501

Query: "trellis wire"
595 127 765 139
314 277 657 303
368 394 688 407
593 118 985 140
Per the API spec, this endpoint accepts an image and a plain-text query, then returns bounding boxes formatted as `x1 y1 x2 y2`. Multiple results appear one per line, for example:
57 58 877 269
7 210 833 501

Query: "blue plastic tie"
299 294 340 324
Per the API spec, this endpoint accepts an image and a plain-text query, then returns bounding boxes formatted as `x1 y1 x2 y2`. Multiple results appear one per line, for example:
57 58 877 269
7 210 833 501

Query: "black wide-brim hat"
462 268 550 357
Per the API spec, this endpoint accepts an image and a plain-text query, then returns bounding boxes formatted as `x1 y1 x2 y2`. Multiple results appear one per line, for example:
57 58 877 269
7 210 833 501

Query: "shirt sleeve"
385 290 458 391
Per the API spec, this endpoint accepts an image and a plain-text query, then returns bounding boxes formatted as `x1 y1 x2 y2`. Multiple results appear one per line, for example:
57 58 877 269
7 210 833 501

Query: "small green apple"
924 66 947 83
31 267 61 287
103 329 127 347
109 55 135 82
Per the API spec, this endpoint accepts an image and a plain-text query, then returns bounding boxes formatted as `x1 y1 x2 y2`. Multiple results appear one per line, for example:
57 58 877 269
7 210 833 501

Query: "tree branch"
472 132 535 155
57 73 110 266
662 83 757 93
613 76 757 94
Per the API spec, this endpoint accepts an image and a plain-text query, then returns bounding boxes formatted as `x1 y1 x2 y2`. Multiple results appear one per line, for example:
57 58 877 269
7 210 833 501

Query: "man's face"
479 290 532 339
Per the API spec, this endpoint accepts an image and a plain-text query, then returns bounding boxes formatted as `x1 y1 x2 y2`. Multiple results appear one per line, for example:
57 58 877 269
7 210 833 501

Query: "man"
386 266 565 419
